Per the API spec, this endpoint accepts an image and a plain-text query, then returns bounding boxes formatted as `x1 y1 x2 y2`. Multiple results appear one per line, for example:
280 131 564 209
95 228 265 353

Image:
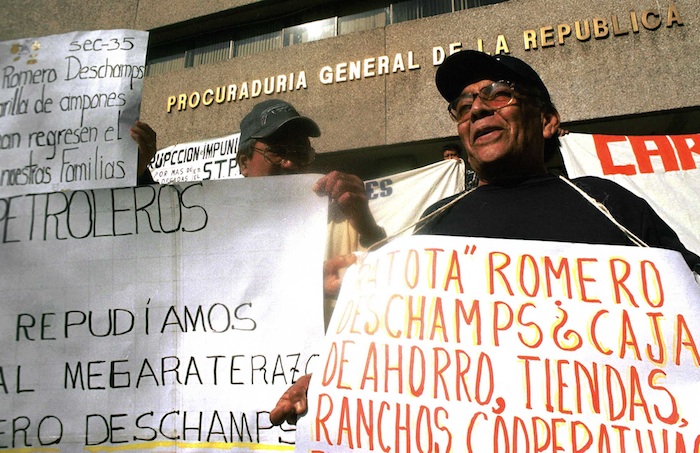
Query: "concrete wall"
4 0 698 155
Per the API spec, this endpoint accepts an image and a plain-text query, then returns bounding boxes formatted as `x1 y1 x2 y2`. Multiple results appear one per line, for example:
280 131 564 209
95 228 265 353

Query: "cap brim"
252 116 320 139
436 50 518 102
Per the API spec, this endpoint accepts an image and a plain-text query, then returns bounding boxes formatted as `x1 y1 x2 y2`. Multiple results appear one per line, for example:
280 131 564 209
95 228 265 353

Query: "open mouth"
473 126 501 143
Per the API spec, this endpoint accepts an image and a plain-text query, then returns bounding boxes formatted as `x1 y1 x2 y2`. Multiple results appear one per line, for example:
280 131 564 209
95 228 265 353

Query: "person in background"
269 49 700 427
441 143 462 160
236 99 386 326
441 142 479 189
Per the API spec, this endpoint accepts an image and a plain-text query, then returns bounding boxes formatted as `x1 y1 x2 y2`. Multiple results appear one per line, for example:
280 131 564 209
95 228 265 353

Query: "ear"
541 108 561 140
239 155 249 177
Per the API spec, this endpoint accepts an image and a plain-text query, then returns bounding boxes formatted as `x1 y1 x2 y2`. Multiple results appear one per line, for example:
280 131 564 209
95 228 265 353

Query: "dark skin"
455 79 559 186
130 120 158 178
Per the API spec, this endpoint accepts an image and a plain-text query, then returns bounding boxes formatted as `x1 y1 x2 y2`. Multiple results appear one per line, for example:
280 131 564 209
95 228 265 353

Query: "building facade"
5 0 699 179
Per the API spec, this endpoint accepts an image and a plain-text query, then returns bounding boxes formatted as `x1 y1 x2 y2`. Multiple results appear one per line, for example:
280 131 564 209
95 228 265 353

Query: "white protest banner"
149 133 242 183
150 139 466 238
365 159 465 238
0 175 327 451
560 133 700 257
297 235 700 452
0 30 148 197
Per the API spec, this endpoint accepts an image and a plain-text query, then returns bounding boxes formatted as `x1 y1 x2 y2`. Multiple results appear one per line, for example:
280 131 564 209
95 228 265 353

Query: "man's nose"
469 95 491 120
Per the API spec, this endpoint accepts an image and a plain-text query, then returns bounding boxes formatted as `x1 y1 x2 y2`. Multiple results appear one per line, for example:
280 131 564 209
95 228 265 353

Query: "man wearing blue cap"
269 50 700 428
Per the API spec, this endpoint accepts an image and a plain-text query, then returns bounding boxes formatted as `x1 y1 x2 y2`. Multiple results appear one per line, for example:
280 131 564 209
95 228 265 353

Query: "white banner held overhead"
0 29 148 196
0 175 327 451
560 133 700 256
297 235 700 452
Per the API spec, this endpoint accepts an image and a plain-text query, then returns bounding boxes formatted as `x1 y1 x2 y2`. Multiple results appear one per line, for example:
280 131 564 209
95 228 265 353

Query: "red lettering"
493 301 514 347
594 135 636 175
649 369 680 425
518 254 540 297
544 257 573 299
672 134 700 170
315 393 334 442
619 310 642 360
674 314 700 366
576 258 601 303
489 252 514 295
629 135 680 173
609 258 639 306
640 260 664 307
444 249 464 293
360 342 378 391
590 310 613 355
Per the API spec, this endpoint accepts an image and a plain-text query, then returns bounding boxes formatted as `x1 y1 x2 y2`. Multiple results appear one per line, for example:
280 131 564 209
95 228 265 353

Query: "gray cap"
238 99 320 152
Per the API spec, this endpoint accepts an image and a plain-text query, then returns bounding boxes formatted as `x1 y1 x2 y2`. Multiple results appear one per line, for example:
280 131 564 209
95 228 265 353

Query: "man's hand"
313 171 386 246
130 121 158 177
324 253 357 299
270 373 312 426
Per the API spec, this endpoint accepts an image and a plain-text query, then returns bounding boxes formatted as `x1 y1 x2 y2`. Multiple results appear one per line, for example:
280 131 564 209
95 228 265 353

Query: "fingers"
323 253 357 273
269 374 312 426
324 253 358 297
131 121 158 175
314 171 365 202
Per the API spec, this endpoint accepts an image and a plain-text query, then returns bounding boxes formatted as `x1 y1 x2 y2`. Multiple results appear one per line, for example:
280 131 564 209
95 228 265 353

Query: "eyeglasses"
253 144 316 167
448 80 519 123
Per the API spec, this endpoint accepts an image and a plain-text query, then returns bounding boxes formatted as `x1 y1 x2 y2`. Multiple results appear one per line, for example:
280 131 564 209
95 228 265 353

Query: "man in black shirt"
269 50 700 428
418 50 700 272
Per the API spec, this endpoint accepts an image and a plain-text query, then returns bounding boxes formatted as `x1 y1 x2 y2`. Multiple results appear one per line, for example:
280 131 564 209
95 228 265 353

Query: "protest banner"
560 133 700 257
148 134 466 239
0 174 327 451
0 29 148 197
297 235 700 452
364 159 465 238
149 133 242 183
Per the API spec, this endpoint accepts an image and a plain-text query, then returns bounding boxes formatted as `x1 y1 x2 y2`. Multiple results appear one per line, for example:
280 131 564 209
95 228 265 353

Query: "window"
146 0 508 74
234 30 282 58
283 18 336 47
339 8 389 35
190 41 232 67
146 53 186 76
391 0 453 23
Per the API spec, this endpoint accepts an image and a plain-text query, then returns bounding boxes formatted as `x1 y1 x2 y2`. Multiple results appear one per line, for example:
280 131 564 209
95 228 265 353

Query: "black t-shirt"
417 174 700 272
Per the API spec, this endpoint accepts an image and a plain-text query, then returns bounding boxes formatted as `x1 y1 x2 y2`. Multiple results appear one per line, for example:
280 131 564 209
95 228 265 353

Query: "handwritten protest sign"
297 235 700 452
0 29 148 197
0 175 327 451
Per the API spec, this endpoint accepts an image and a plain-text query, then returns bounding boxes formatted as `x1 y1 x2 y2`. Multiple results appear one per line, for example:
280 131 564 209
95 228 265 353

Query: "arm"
313 171 386 247
130 121 158 184
269 373 312 426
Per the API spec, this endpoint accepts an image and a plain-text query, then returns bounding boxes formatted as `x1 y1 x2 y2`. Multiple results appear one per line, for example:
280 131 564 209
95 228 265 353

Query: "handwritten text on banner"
0 175 327 451
298 235 700 452
0 30 148 196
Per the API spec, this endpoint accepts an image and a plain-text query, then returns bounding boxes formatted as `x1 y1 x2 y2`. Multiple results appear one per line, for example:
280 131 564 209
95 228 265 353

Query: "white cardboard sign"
0 175 328 451
298 235 700 452
0 30 148 196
